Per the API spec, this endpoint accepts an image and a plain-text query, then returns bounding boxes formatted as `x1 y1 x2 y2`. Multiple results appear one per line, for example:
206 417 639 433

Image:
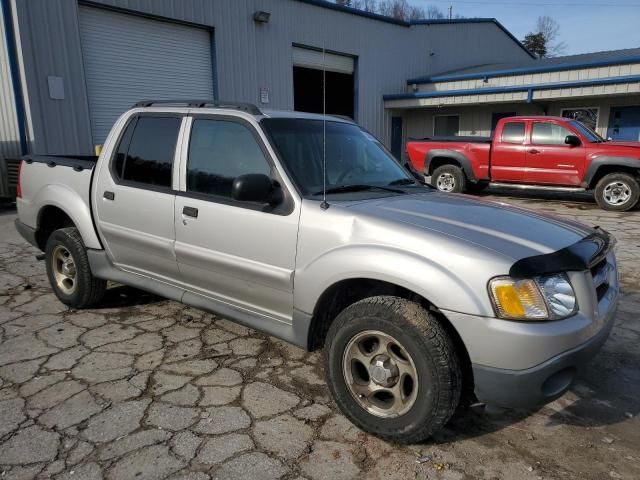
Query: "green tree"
522 16 566 58
522 32 547 58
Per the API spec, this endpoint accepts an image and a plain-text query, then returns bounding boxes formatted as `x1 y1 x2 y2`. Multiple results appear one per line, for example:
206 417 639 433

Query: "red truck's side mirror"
565 135 581 147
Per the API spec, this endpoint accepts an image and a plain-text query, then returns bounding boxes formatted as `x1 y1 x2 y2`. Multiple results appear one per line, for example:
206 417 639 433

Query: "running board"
488 182 586 193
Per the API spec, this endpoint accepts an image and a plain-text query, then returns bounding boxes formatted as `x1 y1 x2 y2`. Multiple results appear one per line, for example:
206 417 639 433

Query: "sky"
411 0 640 55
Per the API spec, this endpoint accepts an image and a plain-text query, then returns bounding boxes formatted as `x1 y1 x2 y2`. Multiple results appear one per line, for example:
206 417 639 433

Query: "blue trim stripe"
407 55 640 85
384 74 640 101
1 0 27 155
294 1 535 58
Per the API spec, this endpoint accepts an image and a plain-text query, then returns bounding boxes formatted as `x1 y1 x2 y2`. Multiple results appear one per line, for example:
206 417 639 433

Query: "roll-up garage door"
79 6 214 145
292 46 354 74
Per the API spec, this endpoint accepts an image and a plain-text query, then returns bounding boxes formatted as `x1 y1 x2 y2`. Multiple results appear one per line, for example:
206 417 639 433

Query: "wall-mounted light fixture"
253 11 271 23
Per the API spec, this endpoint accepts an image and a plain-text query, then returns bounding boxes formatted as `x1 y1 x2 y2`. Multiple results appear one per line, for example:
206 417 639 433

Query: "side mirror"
231 174 280 204
565 135 581 147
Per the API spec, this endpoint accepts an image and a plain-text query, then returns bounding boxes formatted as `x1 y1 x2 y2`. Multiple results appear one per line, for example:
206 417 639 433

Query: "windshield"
261 118 413 196
569 120 605 143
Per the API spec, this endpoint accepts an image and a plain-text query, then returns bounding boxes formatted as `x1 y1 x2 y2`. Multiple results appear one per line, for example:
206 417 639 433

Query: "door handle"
528 149 540 154
103 191 115 200
182 206 198 218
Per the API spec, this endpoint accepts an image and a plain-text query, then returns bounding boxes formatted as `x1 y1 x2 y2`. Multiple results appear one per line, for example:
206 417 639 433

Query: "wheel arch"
31 185 102 250
425 150 476 181
306 277 475 404
584 157 640 189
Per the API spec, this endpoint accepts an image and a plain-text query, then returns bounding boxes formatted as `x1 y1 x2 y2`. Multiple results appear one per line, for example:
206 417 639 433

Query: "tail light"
16 160 22 198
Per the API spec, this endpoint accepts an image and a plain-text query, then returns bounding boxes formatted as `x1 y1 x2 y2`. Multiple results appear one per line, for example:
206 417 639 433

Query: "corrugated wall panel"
0 1 20 160
78 5 213 144
15 0 534 150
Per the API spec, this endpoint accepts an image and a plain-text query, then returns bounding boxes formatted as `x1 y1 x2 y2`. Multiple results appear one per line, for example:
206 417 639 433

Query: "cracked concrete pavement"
0 190 639 480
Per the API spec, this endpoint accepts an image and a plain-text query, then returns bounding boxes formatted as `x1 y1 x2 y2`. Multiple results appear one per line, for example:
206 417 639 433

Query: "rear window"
113 116 182 188
501 122 525 144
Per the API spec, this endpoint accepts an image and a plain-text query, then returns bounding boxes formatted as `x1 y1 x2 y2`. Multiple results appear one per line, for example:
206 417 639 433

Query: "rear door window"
114 116 182 188
501 122 525 144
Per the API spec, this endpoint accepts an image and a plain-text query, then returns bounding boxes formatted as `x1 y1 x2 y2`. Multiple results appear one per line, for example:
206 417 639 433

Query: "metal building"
385 48 640 141
0 0 533 174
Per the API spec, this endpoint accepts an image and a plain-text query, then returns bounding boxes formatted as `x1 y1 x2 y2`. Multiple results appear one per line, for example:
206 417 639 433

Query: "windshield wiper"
311 184 406 196
388 178 417 186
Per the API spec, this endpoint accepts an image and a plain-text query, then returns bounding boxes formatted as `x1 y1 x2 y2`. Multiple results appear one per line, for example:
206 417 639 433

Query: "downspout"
1 0 27 155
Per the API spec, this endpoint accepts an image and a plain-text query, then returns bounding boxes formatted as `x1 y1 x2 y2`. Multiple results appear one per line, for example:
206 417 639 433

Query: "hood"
345 192 595 263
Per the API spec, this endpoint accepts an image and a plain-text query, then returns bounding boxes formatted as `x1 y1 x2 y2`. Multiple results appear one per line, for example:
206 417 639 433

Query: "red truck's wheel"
594 173 640 211
431 165 466 193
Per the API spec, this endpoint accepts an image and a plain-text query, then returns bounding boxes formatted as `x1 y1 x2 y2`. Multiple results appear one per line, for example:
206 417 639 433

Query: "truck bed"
24 154 97 170
409 136 492 144
18 155 98 243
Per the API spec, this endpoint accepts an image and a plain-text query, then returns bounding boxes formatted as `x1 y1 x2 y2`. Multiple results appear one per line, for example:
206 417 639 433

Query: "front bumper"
14 219 39 249
471 302 616 409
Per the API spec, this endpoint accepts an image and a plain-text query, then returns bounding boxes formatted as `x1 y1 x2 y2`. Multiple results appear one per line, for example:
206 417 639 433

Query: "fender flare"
425 149 477 181
583 156 640 188
294 244 493 318
32 184 102 249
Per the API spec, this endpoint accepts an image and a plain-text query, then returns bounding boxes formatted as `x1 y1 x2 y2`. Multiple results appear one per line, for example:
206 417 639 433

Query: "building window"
434 115 460 137
561 107 599 132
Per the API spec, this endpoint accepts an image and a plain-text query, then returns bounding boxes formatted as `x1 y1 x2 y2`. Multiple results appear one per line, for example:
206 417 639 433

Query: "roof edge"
407 55 640 85
294 1 536 59
385 74 640 101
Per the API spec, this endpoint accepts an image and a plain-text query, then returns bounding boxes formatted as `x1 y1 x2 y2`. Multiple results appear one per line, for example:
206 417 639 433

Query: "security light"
253 11 271 23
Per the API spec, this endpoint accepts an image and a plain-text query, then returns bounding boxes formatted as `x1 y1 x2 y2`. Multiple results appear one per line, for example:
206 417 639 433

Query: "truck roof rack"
132 100 263 115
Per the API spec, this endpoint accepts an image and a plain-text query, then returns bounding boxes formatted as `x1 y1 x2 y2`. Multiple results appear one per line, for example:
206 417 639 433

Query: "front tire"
594 173 640 211
431 165 466 193
325 296 462 444
45 227 106 308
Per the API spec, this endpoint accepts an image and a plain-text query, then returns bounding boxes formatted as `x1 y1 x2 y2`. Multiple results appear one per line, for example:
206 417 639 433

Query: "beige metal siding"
0 1 20 161
421 63 640 93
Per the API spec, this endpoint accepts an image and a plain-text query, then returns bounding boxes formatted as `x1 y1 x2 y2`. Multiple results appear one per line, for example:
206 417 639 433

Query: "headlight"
489 274 577 321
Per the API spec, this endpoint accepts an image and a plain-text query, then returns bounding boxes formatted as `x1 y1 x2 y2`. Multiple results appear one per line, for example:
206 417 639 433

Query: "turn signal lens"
489 277 548 320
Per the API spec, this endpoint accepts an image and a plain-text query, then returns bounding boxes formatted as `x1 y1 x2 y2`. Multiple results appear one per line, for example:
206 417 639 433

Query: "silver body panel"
16 106 619 375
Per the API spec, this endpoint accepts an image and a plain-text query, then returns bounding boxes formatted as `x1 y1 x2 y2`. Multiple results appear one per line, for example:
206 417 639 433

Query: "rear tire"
594 173 640 211
45 227 106 308
431 165 466 193
325 296 462 444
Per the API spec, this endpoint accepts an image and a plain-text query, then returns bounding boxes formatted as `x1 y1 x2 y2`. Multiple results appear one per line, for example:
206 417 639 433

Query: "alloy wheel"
436 173 456 192
603 181 631 206
342 330 419 418
51 245 77 295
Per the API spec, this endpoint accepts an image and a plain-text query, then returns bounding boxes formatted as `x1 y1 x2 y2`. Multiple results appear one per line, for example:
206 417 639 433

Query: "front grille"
590 257 612 302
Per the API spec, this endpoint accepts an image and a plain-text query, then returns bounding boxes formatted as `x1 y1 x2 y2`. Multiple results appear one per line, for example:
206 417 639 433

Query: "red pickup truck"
406 116 640 211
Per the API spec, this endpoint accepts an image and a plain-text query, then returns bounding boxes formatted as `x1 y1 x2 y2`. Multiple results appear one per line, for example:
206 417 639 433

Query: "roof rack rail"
132 100 263 115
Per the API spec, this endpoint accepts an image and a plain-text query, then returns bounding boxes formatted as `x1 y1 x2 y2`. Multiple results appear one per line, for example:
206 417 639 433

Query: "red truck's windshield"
568 120 605 143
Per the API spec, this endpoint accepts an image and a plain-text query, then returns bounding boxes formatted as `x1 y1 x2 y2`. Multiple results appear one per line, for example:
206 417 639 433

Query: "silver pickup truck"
14 100 619 443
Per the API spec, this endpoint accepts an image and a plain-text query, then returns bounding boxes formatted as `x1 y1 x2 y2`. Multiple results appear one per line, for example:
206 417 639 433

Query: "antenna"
320 41 330 210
